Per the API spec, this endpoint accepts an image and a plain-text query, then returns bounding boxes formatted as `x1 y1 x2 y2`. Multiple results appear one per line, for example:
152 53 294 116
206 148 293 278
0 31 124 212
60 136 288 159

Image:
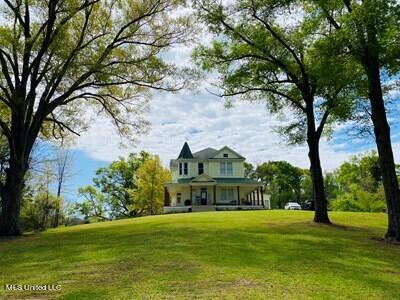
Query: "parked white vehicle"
284 202 302 210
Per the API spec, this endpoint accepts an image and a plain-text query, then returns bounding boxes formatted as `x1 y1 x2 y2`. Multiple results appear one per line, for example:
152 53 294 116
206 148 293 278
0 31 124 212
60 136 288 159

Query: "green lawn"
1 211 400 300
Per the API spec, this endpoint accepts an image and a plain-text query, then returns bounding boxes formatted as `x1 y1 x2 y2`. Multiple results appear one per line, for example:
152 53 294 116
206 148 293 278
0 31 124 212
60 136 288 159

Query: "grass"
1 211 400 300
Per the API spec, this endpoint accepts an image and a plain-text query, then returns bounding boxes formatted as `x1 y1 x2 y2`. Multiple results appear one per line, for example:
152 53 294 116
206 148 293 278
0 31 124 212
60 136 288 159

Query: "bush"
331 196 362 212
20 192 61 231
331 184 386 212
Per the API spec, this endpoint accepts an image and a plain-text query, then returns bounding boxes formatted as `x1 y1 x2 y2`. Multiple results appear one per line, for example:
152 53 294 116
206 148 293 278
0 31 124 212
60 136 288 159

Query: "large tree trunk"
0 107 35 237
362 26 400 241
0 163 25 236
365 59 400 241
307 135 331 224
305 100 331 224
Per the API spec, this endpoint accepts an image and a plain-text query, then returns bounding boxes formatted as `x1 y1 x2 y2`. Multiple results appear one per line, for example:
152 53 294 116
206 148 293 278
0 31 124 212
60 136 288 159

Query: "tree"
52 149 74 227
253 161 303 208
324 172 340 201
74 152 170 220
330 152 389 213
193 0 356 223
331 184 386 213
134 155 171 215
0 0 190 236
75 186 109 222
300 169 314 202
20 160 59 231
244 162 255 179
307 0 400 240
20 191 60 231
336 152 382 193
94 151 150 217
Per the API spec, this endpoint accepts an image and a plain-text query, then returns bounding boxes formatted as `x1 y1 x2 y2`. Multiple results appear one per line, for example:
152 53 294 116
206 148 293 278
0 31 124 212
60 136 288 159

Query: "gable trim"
209 146 245 159
191 174 216 183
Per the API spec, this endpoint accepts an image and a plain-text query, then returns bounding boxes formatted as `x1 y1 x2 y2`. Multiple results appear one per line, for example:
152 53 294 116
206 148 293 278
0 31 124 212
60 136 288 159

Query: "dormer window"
223 153 229 158
179 162 188 175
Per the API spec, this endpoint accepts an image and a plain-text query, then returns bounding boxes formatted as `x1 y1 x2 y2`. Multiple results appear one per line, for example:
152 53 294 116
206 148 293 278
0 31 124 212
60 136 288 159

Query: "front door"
200 190 207 205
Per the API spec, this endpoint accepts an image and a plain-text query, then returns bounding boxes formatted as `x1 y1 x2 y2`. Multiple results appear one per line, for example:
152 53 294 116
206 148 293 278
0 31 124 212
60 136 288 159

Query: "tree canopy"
250 161 303 208
304 0 400 241
74 151 170 220
0 0 191 236
193 0 359 223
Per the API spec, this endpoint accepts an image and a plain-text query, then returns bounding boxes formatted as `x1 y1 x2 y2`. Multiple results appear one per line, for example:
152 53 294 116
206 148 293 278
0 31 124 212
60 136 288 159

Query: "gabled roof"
192 147 218 160
176 144 244 161
209 146 245 159
177 142 193 159
191 174 216 183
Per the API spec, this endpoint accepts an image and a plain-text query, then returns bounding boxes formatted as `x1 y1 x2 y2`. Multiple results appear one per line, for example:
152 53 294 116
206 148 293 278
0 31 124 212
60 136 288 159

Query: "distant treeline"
246 151 399 212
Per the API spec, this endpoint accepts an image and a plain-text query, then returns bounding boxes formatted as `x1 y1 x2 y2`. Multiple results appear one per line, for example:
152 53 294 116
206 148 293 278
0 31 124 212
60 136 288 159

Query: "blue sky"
66 150 108 201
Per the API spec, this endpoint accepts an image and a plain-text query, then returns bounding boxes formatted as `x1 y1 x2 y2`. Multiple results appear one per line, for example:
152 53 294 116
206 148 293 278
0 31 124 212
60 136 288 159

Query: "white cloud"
71 82 395 172
71 26 399 172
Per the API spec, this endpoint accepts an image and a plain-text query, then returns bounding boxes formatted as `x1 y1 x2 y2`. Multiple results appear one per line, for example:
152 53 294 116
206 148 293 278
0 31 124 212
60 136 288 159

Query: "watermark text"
4 284 62 292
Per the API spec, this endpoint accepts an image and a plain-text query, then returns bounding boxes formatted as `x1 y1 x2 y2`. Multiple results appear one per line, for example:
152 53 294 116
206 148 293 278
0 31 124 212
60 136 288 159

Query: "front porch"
164 179 268 213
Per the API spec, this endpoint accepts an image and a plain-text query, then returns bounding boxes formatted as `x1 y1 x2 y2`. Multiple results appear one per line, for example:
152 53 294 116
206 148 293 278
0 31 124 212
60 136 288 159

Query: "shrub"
331 184 386 212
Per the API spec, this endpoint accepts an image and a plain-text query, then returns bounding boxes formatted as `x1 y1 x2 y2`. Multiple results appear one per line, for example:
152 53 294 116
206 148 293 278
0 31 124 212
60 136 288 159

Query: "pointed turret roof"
177 142 193 159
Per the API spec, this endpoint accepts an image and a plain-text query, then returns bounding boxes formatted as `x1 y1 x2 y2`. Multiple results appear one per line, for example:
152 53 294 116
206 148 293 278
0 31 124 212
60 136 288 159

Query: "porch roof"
175 177 261 185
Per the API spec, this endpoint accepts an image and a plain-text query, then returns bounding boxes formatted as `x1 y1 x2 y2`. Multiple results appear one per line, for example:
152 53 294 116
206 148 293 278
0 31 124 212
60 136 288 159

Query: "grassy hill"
1 211 400 300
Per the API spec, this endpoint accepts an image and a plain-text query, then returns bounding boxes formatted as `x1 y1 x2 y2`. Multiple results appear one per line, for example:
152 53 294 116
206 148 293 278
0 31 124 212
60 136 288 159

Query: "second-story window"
179 162 188 175
184 162 188 175
220 162 233 176
198 163 204 175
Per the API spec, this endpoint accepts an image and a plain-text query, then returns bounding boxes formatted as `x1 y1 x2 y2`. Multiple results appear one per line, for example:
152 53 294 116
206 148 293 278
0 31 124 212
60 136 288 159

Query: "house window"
220 188 234 203
220 162 233 176
223 153 228 158
177 193 181 204
198 162 204 175
179 162 188 175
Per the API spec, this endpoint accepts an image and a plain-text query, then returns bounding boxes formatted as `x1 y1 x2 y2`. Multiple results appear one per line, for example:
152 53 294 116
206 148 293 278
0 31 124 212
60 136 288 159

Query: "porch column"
256 188 260 206
164 187 170 206
190 185 193 204
213 185 216 205
237 186 240 205
261 187 264 207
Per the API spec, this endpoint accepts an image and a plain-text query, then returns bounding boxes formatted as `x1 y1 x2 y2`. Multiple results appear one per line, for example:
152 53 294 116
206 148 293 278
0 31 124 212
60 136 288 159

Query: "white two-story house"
164 142 265 211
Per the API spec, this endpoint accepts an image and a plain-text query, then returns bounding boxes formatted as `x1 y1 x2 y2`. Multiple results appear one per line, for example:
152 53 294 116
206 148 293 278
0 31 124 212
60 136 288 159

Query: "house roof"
177 142 193 159
176 177 261 185
192 147 218 160
210 146 245 159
